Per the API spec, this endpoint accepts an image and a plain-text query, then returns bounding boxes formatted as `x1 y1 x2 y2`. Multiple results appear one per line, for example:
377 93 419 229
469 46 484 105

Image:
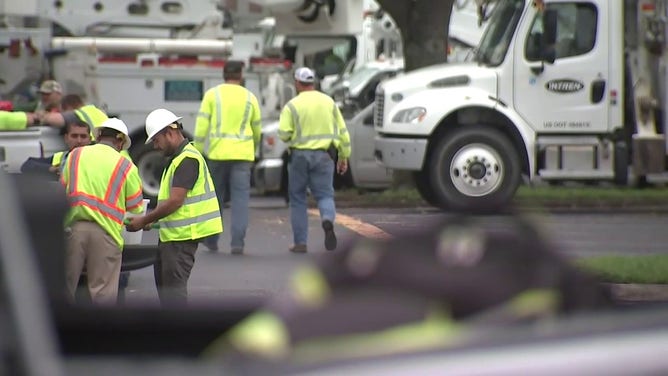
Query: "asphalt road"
124 197 668 306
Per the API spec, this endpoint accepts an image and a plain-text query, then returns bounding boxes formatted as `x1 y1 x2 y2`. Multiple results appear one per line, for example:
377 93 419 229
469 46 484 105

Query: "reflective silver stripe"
194 136 207 143
183 190 217 204
58 151 69 172
75 108 94 127
126 194 143 208
210 134 253 140
197 111 210 119
106 158 132 204
160 209 220 229
166 147 213 195
292 134 337 143
286 102 301 140
215 89 223 137
238 91 251 135
332 103 339 140
251 120 262 127
68 194 124 222
278 130 292 140
67 148 83 194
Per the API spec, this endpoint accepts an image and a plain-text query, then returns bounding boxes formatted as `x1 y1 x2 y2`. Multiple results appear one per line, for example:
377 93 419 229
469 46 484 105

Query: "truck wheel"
413 170 444 208
429 125 521 213
130 143 167 207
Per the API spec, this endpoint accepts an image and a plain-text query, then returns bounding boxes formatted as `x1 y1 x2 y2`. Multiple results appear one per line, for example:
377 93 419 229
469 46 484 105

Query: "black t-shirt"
171 141 199 190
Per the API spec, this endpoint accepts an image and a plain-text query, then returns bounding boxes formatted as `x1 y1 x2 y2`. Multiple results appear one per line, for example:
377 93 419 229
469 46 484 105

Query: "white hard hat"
145 108 183 144
95 117 131 150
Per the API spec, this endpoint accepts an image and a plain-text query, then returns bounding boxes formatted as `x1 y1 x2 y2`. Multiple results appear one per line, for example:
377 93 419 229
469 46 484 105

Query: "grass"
576 255 668 284
335 185 668 208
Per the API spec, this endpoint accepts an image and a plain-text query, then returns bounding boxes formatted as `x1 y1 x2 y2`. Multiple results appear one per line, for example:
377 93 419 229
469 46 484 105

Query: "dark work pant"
154 240 198 307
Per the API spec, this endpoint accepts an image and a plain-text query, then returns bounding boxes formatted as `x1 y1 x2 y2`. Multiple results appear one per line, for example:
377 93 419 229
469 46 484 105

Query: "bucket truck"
0 0 367 202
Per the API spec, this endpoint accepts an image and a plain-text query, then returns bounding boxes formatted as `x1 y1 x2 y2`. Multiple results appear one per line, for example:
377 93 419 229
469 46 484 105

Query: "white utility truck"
375 0 668 212
0 0 365 202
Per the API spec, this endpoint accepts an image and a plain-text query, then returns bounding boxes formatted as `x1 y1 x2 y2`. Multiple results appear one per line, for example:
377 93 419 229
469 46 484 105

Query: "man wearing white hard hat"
278 67 351 253
126 108 222 306
60 117 144 305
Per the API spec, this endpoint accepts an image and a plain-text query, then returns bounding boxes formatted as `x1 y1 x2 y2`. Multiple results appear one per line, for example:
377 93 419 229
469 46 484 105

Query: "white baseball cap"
294 67 315 84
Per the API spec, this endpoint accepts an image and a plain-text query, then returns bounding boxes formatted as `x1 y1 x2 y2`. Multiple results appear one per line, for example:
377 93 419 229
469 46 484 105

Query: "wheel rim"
136 150 166 198
449 143 503 197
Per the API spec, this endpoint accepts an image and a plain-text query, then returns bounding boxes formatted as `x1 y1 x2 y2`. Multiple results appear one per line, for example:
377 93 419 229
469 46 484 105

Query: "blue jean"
207 160 252 249
288 149 336 245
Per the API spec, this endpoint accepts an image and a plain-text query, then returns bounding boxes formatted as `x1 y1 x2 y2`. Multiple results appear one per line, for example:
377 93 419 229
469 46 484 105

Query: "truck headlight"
392 107 426 124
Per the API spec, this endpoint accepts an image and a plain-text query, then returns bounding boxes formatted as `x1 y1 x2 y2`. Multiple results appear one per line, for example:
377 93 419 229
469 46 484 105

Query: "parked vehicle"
375 0 668 212
0 0 372 202
254 60 403 196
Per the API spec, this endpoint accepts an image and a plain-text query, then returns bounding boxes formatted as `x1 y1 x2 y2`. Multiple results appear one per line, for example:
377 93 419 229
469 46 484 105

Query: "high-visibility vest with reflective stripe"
0 111 28 130
52 151 65 167
157 143 223 242
278 91 352 159
61 144 144 248
53 148 124 174
74 105 108 129
194 84 262 161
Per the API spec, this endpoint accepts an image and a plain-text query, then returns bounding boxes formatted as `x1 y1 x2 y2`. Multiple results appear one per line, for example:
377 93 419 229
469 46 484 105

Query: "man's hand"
337 159 348 175
125 216 149 232
48 165 60 176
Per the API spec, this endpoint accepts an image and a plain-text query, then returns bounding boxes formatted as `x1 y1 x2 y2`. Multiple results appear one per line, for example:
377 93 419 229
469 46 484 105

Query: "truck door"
513 1 609 133
350 104 393 187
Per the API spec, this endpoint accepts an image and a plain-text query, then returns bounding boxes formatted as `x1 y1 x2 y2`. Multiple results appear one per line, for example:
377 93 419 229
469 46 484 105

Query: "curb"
333 200 668 213
606 283 668 303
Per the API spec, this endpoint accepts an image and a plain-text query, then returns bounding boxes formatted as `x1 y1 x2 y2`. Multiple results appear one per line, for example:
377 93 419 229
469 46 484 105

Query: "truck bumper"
374 136 427 170
253 158 284 194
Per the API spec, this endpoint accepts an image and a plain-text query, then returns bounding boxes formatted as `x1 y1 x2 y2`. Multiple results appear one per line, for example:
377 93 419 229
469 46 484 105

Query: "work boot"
322 220 337 251
231 247 244 255
289 244 307 253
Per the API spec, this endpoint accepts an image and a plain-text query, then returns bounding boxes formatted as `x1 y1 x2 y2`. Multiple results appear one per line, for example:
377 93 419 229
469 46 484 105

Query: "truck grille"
375 87 384 128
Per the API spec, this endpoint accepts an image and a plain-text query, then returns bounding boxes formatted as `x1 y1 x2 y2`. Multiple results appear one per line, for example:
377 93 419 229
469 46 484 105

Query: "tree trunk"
376 0 455 187
376 0 455 71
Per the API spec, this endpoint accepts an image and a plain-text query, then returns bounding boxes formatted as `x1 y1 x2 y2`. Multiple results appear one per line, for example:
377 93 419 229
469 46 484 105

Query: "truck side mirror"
542 9 558 64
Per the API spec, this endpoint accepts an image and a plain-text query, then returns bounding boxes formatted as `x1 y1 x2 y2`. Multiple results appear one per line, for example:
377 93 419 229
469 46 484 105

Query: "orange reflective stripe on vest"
66 148 134 224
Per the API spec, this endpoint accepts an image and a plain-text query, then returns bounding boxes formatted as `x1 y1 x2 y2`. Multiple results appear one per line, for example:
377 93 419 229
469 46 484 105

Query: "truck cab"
375 0 659 212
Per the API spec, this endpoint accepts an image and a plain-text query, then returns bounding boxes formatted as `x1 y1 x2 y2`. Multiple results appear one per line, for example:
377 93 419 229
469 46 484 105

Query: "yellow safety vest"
278 91 351 159
194 84 262 161
54 149 129 171
0 111 28 130
157 143 223 242
61 144 144 248
52 151 65 167
74 105 108 129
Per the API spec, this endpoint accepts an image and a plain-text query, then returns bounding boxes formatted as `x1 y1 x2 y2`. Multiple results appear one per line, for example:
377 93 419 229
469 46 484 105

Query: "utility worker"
126 108 222 306
194 60 262 255
49 118 91 174
38 94 108 131
60 118 143 305
0 110 37 130
278 67 351 253
21 117 91 178
39 94 133 158
210 214 613 366
36 80 64 113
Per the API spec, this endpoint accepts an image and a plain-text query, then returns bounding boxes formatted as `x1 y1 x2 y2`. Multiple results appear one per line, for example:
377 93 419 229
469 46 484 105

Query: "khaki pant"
65 221 122 305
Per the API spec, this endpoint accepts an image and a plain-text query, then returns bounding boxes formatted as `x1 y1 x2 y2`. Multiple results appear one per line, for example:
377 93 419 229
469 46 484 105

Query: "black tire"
129 142 167 207
413 170 444 208
429 125 521 213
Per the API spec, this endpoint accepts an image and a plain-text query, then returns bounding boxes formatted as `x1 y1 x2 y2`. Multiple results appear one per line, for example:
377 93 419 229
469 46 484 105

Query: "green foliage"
576 255 668 284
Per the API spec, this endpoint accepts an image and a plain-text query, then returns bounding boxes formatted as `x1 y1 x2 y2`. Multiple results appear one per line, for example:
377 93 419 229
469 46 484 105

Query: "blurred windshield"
475 0 525 66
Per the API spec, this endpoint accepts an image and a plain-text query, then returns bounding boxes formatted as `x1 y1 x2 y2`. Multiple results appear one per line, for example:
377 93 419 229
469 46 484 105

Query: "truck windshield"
475 0 525 67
